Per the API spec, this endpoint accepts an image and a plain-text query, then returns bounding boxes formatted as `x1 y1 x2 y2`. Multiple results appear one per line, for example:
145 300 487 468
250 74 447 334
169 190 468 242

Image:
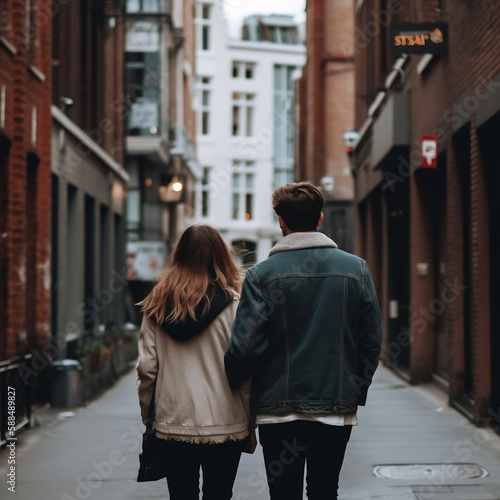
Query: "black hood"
161 288 233 341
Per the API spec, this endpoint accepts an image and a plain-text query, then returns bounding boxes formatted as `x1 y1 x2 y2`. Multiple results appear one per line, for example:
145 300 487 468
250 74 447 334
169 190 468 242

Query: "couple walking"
136 182 382 500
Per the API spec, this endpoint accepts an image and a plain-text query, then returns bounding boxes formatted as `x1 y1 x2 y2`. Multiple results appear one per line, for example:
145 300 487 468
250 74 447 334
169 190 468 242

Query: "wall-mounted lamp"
342 130 359 153
172 177 183 193
59 96 74 112
321 175 334 193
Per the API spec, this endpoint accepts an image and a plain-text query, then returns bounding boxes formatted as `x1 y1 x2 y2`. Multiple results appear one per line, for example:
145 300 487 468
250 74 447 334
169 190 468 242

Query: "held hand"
244 427 257 454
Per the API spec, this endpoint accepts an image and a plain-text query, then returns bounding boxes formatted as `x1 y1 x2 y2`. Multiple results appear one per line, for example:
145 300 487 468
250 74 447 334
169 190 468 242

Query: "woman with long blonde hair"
136 224 253 500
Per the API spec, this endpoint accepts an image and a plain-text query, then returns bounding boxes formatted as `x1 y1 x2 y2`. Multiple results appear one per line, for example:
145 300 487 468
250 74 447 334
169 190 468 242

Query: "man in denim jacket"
225 182 382 500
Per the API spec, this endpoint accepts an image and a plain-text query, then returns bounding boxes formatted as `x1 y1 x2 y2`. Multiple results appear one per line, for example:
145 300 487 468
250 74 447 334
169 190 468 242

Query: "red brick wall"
408 0 500 419
303 0 325 184
354 0 500 421
0 0 52 360
299 0 355 195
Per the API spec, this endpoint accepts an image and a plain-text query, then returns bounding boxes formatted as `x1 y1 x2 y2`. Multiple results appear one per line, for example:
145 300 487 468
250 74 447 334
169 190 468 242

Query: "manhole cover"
373 463 489 480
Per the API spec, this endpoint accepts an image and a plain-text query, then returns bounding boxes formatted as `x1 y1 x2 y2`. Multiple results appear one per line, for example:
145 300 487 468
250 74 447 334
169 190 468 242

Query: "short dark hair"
272 182 324 232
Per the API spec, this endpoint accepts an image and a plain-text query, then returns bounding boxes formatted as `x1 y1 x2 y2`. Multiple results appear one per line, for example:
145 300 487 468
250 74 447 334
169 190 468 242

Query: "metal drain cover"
373 463 489 480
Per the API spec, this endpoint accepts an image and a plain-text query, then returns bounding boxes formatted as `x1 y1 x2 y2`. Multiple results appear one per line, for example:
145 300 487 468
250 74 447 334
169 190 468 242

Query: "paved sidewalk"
1 365 500 499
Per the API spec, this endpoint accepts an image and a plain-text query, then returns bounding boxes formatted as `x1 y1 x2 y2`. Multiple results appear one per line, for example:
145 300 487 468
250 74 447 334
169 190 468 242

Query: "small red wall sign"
421 135 439 169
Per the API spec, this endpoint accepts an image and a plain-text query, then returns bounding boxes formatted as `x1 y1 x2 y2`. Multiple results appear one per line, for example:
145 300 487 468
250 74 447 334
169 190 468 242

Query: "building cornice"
227 40 306 55
52 105 130 183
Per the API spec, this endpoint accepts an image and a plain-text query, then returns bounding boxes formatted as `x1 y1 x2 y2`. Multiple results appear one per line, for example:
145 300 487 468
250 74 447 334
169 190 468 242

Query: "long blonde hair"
138 224 242 324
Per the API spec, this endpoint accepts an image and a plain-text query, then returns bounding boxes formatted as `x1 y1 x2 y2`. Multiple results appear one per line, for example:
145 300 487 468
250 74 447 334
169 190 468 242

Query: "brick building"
0 1 52 364
0 0 130 429
296 0 356 253
51 0 129 345
350 0 500 427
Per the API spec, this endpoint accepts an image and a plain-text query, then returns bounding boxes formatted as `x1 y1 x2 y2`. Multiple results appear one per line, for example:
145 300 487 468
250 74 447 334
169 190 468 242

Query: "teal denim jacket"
224 232 382 417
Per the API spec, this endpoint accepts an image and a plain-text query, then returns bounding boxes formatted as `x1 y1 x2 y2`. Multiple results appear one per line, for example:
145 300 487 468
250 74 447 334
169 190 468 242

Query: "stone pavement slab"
339 367 500 500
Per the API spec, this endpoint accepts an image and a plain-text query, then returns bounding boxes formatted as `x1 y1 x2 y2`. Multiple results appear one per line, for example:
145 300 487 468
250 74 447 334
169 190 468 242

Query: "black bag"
137 384 166 482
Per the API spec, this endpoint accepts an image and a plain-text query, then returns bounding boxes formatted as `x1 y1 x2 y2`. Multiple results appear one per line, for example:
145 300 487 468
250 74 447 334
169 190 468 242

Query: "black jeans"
162 439 243 500
259 421 353 500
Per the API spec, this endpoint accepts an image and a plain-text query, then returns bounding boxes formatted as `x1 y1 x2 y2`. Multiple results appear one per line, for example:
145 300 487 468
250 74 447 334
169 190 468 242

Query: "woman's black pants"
162 439 243 500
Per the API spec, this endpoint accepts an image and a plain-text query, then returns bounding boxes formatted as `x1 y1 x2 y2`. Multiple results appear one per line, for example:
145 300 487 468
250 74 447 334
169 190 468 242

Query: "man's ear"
317 212 324 228
278 215 286 229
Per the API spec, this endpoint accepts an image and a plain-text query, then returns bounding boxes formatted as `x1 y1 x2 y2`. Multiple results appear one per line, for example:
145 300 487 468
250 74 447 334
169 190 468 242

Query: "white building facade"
194 4 305 262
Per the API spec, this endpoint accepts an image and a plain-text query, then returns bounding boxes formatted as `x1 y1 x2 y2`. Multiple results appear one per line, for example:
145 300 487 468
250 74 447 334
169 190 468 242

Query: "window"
26 0 40 67
201 167 210 218
0 0 11 37
232 161 255 221
196 2 212 51
273 65 296 187
125 20 161 136
126 161 141 241
125 51 161 136
270 27 279 43
263 25 299 44
126 0 162 12
196 77 212 136
232 93 255 137
231 61 255 80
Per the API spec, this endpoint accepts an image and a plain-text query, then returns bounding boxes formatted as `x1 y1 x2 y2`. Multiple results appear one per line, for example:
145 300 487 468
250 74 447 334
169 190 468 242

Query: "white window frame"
196 76 212 137
231 161 256 221
200 166 211 219
195 2 213 52
273 65 296 188
231 92 255 138
126 0 162 12
231 61 256 80
268 26 296 44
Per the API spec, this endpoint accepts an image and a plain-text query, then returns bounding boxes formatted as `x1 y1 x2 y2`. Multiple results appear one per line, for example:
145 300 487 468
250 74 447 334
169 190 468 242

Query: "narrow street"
2 365 500 500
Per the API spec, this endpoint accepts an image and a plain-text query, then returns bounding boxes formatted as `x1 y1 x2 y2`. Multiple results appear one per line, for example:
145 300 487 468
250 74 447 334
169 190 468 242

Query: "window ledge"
196 49 216 57
0 35 17 56
29 65 45 82
417 54 435 75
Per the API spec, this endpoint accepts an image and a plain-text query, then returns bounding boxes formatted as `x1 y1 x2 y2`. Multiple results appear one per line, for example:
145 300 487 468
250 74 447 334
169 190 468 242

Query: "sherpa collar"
268 232 338 257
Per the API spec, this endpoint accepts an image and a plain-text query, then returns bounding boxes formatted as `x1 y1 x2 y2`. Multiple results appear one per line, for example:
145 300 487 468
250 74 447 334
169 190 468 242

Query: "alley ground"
2 364 500 500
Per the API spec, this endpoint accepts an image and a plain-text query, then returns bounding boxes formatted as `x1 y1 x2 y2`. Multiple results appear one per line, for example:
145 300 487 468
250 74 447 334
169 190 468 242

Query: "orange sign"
391 24 448 54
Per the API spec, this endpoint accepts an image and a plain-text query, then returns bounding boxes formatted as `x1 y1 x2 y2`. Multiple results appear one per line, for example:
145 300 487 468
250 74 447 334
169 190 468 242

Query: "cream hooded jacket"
137 294 251 444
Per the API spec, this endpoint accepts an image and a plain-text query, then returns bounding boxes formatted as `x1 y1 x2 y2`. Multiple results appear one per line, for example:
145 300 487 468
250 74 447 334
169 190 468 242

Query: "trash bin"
50 359 83 408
